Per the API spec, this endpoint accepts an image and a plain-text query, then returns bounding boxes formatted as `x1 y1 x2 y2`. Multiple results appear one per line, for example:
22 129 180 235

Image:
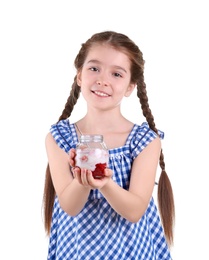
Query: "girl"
43 31 175 259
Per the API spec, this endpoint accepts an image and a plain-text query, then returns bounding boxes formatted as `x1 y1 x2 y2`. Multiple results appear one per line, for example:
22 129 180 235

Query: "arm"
45 133 91 216
99 137 161 222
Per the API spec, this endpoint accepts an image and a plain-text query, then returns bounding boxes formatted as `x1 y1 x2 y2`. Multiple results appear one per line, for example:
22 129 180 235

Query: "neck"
76 110 126 135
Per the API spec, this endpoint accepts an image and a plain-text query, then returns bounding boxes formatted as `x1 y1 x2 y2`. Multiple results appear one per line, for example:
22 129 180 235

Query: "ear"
76 71 82 86
124 83 136 97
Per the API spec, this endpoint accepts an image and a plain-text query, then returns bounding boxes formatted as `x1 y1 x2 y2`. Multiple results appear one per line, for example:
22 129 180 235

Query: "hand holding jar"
68 135 112 188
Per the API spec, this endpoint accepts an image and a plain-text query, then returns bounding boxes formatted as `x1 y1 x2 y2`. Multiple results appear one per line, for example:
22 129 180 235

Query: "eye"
113 72 122 78
89 67 99 72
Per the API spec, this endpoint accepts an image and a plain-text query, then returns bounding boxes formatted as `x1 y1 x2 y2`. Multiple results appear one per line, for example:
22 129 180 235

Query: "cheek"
80 73 95 85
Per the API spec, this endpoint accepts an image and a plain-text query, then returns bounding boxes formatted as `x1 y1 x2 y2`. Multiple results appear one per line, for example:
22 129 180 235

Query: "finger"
80 168 89 186
69 148 76 167
73 167 82 183
104 168 112 177
86 170 94 185
70 166 74 175
69 159 75 168
71 166 79 176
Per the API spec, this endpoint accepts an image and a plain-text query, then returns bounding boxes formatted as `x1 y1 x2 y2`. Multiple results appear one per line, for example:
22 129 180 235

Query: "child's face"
77 44 135 110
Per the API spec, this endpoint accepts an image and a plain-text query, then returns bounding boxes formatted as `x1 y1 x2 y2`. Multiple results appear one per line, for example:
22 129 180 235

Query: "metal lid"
79 135 103 143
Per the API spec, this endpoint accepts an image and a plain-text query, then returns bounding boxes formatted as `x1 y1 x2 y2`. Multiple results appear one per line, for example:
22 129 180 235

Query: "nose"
96 80 108 87
96 77 109 87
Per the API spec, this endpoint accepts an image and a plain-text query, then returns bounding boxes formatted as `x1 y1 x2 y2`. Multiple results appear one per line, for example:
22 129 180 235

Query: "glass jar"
75 135 109 179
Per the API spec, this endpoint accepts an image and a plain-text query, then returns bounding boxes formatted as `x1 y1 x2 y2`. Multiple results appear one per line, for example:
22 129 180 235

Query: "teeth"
94 91 109 97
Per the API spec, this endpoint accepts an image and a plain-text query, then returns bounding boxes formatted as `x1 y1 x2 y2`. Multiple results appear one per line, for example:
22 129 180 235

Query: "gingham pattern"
47 119 172 260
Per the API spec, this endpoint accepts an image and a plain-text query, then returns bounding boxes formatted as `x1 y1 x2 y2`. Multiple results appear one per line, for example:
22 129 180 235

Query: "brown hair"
43 31 175 246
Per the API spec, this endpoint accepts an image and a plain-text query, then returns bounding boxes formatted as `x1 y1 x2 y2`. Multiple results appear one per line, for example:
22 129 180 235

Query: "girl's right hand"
69 148 76 168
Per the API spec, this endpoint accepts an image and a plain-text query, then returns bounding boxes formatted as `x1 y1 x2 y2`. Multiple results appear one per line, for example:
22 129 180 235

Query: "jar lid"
80 135 103 143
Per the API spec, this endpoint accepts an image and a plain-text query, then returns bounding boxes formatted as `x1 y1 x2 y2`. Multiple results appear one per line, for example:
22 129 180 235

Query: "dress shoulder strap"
74 123 83 135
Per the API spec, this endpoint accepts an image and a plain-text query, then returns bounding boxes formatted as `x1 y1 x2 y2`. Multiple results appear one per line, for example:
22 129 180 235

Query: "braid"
136 79 157 132
158 150 175 246
58 77 81 121
43 76 80 235
136 80 175 246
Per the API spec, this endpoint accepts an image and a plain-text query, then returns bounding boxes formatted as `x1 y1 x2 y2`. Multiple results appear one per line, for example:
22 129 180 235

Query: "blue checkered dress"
47 119 172 260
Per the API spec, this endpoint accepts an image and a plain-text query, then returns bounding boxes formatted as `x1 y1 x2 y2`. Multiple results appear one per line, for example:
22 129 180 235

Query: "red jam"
92 163 107 179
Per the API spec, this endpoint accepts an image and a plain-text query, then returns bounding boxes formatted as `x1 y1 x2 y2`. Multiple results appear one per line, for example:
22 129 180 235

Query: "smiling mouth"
92 90 110 97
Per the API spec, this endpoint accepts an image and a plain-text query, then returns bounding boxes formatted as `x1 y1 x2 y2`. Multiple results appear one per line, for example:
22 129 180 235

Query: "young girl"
43 31 175 259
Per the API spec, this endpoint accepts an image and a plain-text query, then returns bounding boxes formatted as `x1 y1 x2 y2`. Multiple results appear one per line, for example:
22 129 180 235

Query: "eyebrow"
87 59 128 73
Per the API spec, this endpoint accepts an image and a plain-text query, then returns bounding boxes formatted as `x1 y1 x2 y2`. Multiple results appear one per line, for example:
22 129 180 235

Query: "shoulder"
45 132 60 153
45 131 53 144
50 119 71 134
47 119 77 153
132 122 164 144
135 122 164 139
130 122 164 159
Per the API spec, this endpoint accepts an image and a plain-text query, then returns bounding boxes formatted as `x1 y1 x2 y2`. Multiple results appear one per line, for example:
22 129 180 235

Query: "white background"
0 0 208 259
